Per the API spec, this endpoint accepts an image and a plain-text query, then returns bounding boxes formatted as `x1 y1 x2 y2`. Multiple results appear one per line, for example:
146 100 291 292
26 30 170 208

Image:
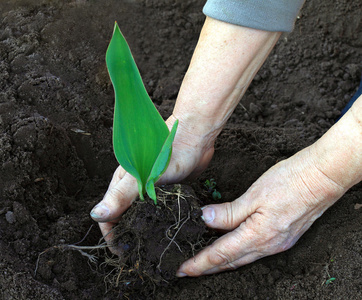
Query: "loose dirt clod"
103 185 207 296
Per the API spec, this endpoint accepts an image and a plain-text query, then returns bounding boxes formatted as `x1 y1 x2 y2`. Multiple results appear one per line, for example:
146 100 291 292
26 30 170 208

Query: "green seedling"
212 190 222 201
204 178 217 192
204 178 221 200
106 22 178 204
325 277 336 285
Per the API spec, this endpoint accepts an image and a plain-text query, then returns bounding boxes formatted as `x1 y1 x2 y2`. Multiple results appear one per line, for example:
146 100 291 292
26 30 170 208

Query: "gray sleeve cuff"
203 0 305 32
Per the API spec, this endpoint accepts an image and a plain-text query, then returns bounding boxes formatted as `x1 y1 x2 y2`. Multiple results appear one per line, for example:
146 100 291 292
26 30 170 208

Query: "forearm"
171 17 281 147
311 95 362 191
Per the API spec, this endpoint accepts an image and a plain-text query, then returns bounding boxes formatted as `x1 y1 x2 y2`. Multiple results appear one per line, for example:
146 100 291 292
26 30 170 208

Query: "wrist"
171 17 280 150
166 113 217 154
311 95 362 190
286 95 361 211
277 144 345 216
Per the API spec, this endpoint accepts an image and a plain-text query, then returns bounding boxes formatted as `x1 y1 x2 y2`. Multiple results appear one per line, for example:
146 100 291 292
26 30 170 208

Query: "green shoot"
204 179 217 191
204 178 221 201
212 190 222 201
106 22 178 204
325 277 336 285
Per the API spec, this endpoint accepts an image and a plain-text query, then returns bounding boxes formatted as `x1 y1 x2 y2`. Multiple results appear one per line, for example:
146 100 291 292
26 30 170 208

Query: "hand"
176 145 346 277
90 115 215 252
177 95 361 276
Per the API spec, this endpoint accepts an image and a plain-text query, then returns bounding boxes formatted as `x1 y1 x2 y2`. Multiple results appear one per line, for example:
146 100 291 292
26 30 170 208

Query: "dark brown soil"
0 0 361 299
106 185 207 298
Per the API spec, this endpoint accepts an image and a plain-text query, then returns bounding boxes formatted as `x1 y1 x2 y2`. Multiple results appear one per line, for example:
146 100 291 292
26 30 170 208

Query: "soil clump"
105 185 207 298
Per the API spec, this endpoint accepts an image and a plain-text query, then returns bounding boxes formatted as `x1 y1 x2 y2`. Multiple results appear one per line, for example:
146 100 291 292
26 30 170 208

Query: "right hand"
177 145 346 276
90 115 215 253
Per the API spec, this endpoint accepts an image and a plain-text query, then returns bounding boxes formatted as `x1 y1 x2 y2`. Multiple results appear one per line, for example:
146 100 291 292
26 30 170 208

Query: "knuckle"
109 167 126 187
257 229 290 255
208 246 236 270
223 202 236 228
107 186 126 202
269 238 288 253
274 219 291 234
115 166 126 179
278 240 293 252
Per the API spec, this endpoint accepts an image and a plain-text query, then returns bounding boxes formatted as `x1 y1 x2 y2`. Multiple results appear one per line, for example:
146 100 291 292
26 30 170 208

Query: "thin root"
157 212 190 271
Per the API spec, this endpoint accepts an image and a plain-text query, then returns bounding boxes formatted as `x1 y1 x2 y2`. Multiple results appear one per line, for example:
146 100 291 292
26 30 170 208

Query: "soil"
0 0 361 299
107 185 207 296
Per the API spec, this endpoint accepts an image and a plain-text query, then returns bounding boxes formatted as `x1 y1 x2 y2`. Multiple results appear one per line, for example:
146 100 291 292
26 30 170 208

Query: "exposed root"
157 212 190 271
34 242 109 276
187 236 217 257
34 225 108 277
156 184 191 228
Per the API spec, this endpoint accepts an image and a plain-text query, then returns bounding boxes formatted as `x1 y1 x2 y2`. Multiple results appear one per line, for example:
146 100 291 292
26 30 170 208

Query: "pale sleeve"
203 0 306 32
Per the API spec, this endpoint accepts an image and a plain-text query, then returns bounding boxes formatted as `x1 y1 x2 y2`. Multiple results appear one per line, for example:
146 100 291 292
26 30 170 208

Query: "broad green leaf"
106 22 177 201
146 119 178 203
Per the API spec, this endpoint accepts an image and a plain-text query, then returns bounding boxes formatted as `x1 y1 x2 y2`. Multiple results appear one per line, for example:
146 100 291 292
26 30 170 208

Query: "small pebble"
5 211 16 224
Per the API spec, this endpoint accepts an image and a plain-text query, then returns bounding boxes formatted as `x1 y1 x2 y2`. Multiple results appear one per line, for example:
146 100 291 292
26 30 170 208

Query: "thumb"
201 196 253 231
90 172 139 222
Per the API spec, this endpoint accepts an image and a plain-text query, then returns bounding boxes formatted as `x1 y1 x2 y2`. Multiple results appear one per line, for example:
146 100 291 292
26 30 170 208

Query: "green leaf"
146 119 178 204
106 22 177 200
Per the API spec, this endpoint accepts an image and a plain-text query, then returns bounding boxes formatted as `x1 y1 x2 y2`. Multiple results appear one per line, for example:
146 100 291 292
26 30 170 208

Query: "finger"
108 165 127 190
201 195 255 231
90 172 139 222
176 224 262 277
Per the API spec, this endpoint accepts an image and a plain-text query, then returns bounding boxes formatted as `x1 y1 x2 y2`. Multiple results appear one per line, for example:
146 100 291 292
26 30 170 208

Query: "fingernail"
201 206 215 224
176 271 187 278
90 203 110 220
